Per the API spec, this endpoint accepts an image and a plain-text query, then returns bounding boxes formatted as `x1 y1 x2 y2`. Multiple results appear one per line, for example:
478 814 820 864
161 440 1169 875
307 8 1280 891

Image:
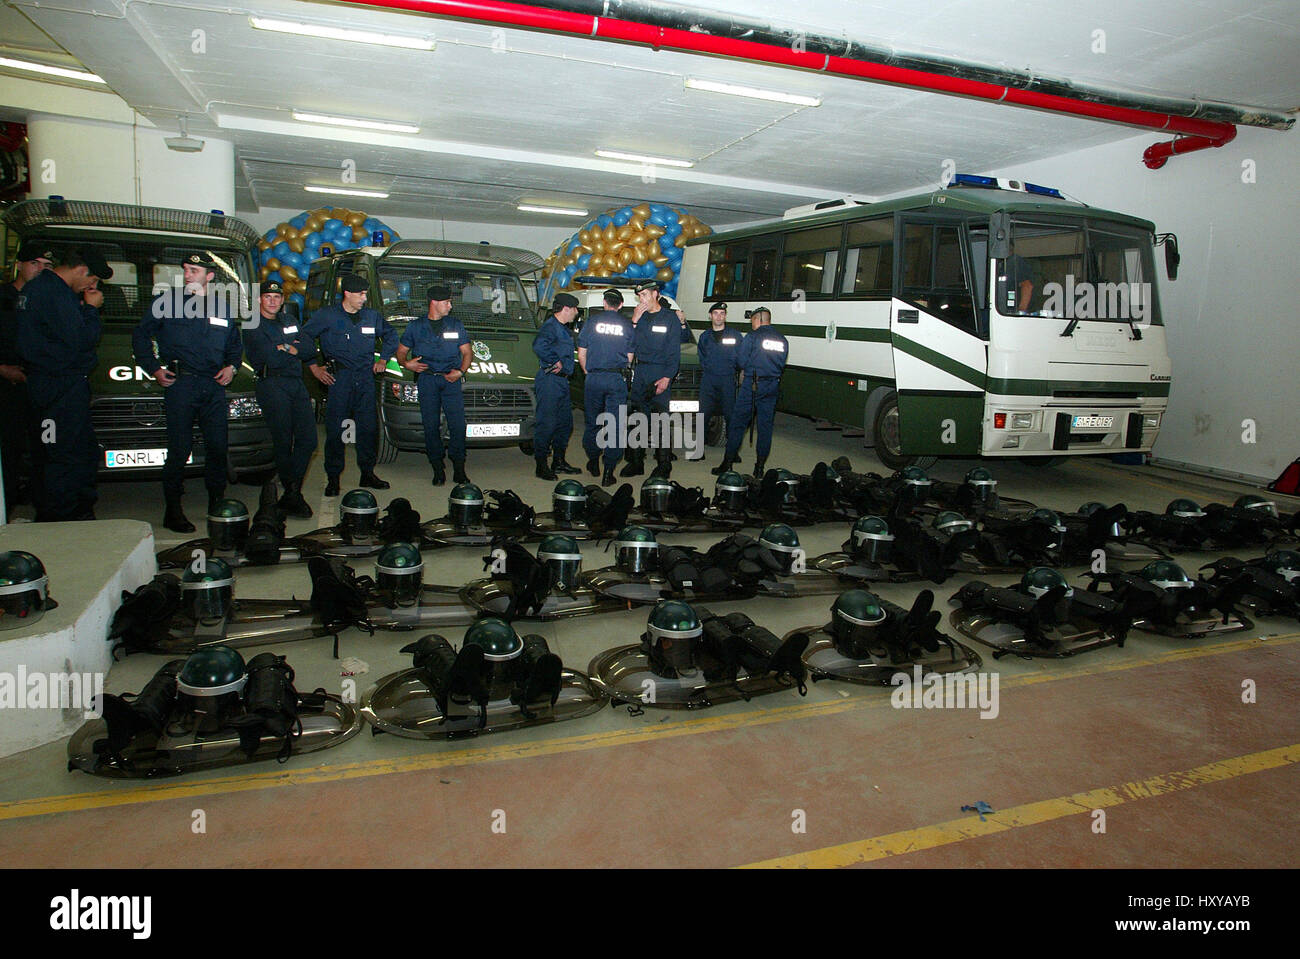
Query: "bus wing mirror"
1160 234 1180 281
282 300 301 322
989 212 1012 260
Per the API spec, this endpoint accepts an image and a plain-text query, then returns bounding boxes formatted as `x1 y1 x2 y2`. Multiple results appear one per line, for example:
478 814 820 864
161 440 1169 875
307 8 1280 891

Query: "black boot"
431 462 446 486
601 466 617 487
535 458 557 481
359 471 390 490
552 452 581 475
711 456 736 476
586 456 600 477
620 450 645 478
452 461 470 484
653 452 672 479
281 481 313 519
163 499 195 534
324 476 341 497
752 458 766 479
207 492 223 515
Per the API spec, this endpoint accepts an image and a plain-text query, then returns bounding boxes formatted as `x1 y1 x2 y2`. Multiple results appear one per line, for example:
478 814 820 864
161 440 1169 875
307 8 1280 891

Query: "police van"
305 240 544 459
2 198 273 479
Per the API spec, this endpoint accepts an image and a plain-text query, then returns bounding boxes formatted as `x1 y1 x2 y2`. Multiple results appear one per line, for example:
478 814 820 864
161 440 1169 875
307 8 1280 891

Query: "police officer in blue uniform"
692 300 742 464
1 242 54 519
134 251 243 532
242 281 316 517
713 306 787 478
531 292 580 480
395 285 471 486
577 288 634 487
621 280 692 477
17 248 111 522
303 273 399 496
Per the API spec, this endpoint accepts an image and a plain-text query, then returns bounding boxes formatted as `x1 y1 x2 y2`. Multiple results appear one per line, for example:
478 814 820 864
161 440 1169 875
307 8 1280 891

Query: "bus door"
889 215 987 455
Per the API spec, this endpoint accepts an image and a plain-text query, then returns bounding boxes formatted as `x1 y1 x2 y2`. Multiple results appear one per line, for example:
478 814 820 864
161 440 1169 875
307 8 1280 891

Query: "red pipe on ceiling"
343 0 1239 168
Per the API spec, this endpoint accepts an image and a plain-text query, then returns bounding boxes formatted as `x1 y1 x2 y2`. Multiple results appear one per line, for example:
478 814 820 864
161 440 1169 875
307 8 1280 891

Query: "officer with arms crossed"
531 292 581 480
621 279 692 477
577 288 634 487
303 273 399 496
134 251 241 532
17 248 111 522
242 281 317 517
394 285 472 486
692 300 741 463
713 306 787 479
1 243 54 518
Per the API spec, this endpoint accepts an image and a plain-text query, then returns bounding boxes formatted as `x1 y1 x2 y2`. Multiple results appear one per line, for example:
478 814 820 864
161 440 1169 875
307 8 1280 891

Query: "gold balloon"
305 217 324 232
352 225 369 241
259 264 272 281
281 227 299 242
616 223 634 241
602 224 617 244
257 238 271 252
279 264 299 281
644 224 665 239
657 267 674 282
616 247 633 269
289 236 306 254
592 239 606 255
674 235 687 248
599 252 616 271
652 254 669 267
629 216 645 232
633 203 651 219
275 222 291 237
578 229 593 245
265 257 281 272
631 244 650 265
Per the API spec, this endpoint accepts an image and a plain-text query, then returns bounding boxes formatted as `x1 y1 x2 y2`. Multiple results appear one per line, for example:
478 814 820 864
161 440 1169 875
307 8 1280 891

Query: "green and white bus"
678 176 1174 469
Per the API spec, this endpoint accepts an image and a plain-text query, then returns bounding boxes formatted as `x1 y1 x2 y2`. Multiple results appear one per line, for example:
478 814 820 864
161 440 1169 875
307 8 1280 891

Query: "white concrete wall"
987 127 1300 483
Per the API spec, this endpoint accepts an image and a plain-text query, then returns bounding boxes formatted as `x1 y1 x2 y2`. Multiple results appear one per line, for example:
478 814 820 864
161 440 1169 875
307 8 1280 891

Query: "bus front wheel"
871 393 937 472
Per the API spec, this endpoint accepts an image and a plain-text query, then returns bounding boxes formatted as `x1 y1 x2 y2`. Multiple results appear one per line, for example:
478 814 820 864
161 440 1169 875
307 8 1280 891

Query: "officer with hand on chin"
531 291 580 480
1 242 54 517
395 285 472 486
302 273 399 496
134 251 242 533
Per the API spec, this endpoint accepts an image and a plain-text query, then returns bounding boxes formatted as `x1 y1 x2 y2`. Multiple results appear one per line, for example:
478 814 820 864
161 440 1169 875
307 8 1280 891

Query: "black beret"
16 242 55 263
261 281 284 295
181 251 216 269
553 292 579 311
340 274 369 294
426 284 452 302
633 280 660 294
709 301 728 312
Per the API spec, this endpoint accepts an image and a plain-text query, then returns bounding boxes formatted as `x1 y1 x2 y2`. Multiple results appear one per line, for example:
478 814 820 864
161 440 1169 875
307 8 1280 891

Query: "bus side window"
706 240 748 299
900 223 978 336
842 217 893 295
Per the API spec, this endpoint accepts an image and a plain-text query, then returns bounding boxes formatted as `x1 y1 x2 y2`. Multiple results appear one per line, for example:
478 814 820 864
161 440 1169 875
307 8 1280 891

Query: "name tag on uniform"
721 337 736 345
361 326 376 335
761 340 785 353
209 317 228 327
652 325 667 333
283 325 298 334
443 331 459 339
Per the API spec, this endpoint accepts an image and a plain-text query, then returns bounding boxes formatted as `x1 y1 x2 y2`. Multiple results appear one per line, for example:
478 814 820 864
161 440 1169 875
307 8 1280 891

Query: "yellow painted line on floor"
740 740 1300 868
2 631 1296 823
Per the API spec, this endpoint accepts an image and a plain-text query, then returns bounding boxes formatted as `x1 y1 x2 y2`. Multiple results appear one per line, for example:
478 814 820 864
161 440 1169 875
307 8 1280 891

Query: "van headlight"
1142 412 1162 430
228 395 263 419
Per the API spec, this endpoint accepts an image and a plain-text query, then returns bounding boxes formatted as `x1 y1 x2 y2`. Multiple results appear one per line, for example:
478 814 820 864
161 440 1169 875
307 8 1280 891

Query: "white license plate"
1072 415 1114 429
466 423 521 438
669 400 700 413
104 448 194 468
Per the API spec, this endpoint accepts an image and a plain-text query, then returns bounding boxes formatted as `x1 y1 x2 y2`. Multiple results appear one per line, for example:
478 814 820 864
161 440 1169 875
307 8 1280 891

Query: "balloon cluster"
540 203 710 303
256 207 400 310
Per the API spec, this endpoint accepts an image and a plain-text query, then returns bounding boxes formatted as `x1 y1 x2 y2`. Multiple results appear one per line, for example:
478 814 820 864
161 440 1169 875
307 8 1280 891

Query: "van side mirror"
989 212 1011 260
1161 234 1180 281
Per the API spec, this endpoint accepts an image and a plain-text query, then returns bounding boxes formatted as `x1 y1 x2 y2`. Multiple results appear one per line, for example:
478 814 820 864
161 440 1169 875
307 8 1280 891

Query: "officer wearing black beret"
0 242 54 518
395 284 472 485
531 291 580 480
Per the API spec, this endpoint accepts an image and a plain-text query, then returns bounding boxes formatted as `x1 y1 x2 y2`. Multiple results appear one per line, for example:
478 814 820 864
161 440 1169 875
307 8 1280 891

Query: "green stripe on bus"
891 334 986 389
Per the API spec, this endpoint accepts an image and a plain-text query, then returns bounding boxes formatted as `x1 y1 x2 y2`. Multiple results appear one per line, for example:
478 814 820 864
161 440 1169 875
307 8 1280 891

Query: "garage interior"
0 0 1297 872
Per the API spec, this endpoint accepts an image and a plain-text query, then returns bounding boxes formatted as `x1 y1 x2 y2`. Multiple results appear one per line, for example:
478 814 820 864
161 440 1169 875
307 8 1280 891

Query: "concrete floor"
2 412 1298 868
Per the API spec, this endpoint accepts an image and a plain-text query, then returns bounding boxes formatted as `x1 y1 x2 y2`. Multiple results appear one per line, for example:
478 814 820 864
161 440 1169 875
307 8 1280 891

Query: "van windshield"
377 260 534 330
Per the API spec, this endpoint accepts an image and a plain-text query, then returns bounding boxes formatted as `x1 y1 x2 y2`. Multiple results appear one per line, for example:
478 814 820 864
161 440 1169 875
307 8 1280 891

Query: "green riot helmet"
463 617 524 701
1234 494 1279 518
933 510 975 535
901 465 932 489
772 468 799 506
640 474 674 514
1078 501 1123 539
644 599 703 677
375 542 424 606
614 525 658 575
1166 498 1205 519
830 589 888 659
180 556 235 624
964 466 998 504
538 534 583 592
815 462 841 487
1139 560 1194 590
206 498 250 552
176 645 247 697
759 523 802 575
1030 508 1067 548
849 515 894 563
713 470 747 512
340 489 380 540
1262 549 1300 583
449 482 485 529
0 550 55 631
552 479 587 525
1021 566 1073 598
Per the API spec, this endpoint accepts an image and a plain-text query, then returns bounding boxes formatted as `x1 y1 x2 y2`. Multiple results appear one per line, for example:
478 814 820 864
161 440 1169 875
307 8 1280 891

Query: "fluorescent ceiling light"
0 56 104 84
305 186 390 199
293 111 419 134
250 16 434 51
517 204 588 216
685 77 820 107
595 149 693 168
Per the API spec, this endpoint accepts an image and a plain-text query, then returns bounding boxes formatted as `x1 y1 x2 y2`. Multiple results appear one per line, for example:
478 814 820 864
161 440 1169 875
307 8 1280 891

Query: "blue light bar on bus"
949 174 1063 198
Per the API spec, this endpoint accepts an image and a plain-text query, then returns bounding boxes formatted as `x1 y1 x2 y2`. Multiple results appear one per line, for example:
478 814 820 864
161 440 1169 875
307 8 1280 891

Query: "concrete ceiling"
2 0 1296 227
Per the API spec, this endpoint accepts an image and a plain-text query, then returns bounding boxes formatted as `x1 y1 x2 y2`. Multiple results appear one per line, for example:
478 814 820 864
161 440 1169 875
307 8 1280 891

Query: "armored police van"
305 240 544 458
2 198 273 479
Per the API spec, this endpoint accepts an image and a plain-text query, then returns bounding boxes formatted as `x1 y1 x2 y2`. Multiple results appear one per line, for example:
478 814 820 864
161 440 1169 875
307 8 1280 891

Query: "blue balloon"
650 203 671 215
596 214 613 229
567 238 582 254
290 292 305 308
322 217 343 232
303 232 323 249
271 241 290 259
268 271 282 284
576 253 592 269
663 220 682 237
613 209 632 226
263 228 278 242
290 213 309 229
657 235 676 252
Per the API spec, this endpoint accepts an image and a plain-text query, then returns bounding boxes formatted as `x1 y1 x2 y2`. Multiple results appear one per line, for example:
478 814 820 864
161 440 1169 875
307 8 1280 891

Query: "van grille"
465 385 534 414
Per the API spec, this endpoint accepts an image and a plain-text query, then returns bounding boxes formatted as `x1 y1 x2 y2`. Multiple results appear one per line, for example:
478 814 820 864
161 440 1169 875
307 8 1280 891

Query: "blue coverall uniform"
243 311 317 489
532 314 576 463
1 281 34 517
725 325 788 465
696 325 742 444
134 288 243 502
628 307 692 465
399 315 470 466
301 304 398 479
577 310 633 469
16 270 101 520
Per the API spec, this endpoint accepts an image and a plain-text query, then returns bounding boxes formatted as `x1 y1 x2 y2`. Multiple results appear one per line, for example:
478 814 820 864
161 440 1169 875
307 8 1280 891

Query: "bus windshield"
377 260 534 329
995 218 1162 325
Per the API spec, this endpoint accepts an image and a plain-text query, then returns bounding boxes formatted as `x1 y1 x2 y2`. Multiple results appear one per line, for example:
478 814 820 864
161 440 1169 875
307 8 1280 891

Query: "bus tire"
376 424 399 465
871 393 937 471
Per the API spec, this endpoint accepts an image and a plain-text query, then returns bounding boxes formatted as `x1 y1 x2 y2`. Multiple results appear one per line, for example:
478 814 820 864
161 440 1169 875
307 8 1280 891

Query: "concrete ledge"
0 521 156 758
